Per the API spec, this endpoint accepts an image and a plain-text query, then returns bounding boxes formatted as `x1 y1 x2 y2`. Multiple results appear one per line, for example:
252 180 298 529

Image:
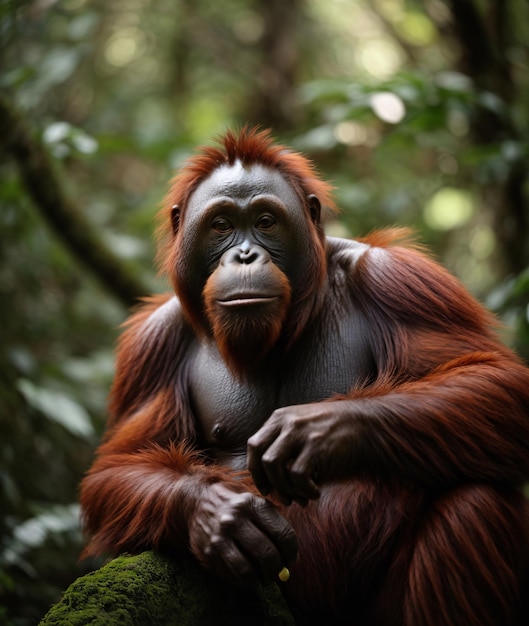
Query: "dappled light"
423 187 474 231
356 38 404 78
104 29 146 68
333 120 379 146
1 0 529 622
370 91 406 123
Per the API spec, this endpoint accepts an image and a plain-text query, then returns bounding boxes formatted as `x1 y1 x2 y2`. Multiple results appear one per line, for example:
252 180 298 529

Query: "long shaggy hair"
203 263 292 376
158 127 335 352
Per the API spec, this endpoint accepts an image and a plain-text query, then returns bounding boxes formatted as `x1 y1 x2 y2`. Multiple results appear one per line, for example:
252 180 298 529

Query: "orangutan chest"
188 311 375 467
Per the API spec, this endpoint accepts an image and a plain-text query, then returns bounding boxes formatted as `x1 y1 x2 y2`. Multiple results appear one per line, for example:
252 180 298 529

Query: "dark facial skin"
176 162 320 370
180 161 316 273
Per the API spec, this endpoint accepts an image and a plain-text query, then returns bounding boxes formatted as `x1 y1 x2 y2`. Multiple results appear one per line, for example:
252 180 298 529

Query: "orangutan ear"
171 205 180 234
307 194 321 225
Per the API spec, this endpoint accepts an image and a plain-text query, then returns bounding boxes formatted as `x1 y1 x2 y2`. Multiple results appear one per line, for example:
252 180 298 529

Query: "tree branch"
0 91 151 308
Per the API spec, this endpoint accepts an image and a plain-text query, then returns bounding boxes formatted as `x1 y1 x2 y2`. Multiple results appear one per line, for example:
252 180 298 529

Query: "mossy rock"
39 551 295 625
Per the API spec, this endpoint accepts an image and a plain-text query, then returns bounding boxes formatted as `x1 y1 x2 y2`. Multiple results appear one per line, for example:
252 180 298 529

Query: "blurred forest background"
1 0 529 623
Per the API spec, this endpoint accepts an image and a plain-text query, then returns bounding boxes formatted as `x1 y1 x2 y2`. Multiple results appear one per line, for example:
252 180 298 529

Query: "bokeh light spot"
424 188 474 230
356 39 403 79
370 92 406 124
469 225 496 260
105 28 146 67
398 12 436 46
334 121 367 145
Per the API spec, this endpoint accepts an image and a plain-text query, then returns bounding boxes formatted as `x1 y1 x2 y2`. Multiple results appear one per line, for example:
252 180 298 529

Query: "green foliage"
0 0 528 622
488 268 529 362
294 70 481 231
0 156 118 623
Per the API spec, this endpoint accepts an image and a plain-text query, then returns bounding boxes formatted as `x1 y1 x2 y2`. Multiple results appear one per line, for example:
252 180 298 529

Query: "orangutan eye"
212 217 233 233
256 214 277 230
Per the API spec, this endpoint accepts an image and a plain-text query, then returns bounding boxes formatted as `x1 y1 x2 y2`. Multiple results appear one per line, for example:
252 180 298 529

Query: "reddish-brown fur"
204 261 292 372
81 128 529 625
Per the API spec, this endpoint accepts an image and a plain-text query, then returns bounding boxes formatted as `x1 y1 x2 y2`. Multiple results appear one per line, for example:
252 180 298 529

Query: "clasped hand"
247 400 356 506
189 401 355 584
189 482 297 586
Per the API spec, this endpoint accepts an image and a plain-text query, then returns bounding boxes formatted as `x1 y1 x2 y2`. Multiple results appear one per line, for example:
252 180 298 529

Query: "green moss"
39 552 296 625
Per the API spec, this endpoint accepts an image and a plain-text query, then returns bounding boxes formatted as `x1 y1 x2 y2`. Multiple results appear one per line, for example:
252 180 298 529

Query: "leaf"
293 125 338 151
1 504 81 566
16 379 95 438
434 71 473 93
39 48 81 86
43 122 99 157
487 269 529 310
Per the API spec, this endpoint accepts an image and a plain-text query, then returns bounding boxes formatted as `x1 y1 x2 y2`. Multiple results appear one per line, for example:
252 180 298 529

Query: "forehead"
186 162 301 209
